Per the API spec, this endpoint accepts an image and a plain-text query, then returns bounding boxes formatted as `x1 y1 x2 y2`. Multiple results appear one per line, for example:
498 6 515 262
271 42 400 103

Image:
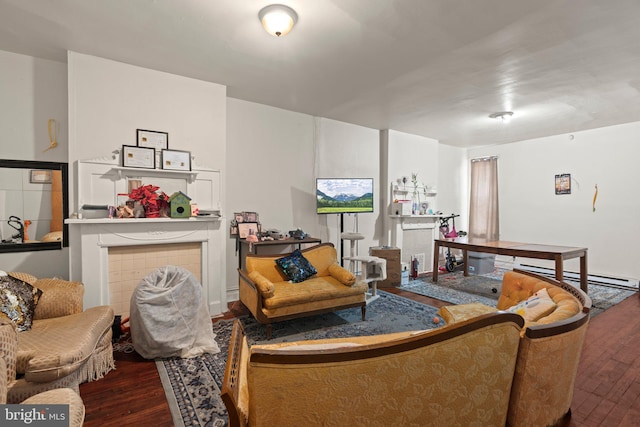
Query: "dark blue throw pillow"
275 249 317 283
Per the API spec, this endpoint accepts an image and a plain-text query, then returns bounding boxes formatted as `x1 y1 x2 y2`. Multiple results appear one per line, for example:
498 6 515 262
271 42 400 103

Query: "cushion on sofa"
327 264 356 286
437 302 498 324
0 274 43 332
507 287 556 322
248 271 275 298
262 276 367 310
275 250 317 283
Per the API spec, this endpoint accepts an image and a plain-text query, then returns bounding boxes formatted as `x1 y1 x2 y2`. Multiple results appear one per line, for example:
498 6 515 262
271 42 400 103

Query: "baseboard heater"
516 264 639 291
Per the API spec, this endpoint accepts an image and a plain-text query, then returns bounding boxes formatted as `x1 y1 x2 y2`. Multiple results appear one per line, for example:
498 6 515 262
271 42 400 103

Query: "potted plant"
128 184 169 218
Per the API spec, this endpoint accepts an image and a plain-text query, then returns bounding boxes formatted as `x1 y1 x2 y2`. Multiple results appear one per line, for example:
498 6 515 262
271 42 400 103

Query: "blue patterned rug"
156 291 444 426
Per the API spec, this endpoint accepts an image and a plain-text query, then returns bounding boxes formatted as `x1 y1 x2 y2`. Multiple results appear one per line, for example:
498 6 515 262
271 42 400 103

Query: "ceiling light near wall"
489 111 514 123
259 4 298 37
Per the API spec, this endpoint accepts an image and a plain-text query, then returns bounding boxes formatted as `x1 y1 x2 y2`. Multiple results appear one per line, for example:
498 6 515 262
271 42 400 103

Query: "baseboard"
516 263 639 290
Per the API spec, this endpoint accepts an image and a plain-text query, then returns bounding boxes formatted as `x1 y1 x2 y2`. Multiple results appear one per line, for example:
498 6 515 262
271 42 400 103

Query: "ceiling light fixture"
259 4 298 37
489 111 514 123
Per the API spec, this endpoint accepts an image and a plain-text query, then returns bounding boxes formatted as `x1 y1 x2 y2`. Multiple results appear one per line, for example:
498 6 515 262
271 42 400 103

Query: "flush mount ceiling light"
489 111 514 123
259 4 298 37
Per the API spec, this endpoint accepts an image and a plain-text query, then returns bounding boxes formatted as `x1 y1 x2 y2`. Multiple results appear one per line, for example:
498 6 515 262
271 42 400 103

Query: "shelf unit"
110 166 198 183
77 158 221 214
390 181 437 216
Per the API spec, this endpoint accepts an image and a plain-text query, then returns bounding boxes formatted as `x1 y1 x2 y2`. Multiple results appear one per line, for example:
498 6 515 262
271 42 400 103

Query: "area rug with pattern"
155 290 444 427
400 270 636 318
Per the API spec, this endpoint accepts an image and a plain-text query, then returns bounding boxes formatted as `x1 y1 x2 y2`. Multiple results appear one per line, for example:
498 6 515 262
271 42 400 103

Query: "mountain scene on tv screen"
317 180 373 213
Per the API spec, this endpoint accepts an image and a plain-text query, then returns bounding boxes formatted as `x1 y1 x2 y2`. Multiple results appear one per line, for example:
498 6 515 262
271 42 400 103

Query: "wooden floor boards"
79 288 640 426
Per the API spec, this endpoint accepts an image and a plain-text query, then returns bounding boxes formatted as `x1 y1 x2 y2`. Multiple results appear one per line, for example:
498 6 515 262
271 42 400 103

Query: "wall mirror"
0 159 68 253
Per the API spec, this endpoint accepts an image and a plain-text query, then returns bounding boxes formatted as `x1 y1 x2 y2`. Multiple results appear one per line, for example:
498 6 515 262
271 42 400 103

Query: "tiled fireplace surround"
108 242 201 317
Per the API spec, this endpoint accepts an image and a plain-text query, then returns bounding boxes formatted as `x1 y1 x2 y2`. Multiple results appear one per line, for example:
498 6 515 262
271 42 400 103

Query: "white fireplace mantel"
389 215 440 274
67 217 226 316
68 156 226 317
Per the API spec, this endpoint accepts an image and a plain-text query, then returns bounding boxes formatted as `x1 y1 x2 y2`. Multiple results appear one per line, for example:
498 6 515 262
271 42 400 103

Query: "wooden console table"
432 238 589 293
238 236 322 270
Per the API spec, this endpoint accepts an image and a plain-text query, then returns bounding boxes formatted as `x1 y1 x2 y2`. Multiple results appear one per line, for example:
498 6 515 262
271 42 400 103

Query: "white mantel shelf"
65 216 221 225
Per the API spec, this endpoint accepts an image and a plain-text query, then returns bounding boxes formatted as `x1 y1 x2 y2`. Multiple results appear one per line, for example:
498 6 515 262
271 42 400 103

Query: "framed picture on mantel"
122 145 155 169
137 129 168 151
161 149 191 171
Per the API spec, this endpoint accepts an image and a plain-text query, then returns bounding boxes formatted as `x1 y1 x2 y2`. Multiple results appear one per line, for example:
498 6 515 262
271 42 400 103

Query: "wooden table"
238 236 322 270
432 238 589 293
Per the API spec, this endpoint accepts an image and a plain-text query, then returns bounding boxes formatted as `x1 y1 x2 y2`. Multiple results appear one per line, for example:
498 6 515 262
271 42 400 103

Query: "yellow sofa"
238 243 368 339
225 269 591 426
4 272 115 403
222 312 525 427
438 269 592 427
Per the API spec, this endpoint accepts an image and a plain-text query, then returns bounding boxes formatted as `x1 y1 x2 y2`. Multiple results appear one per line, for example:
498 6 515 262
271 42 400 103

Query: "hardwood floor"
79 288 640 426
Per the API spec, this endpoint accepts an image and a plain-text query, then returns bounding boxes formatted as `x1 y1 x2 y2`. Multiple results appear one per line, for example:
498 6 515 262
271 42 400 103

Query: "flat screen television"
316 178 374 214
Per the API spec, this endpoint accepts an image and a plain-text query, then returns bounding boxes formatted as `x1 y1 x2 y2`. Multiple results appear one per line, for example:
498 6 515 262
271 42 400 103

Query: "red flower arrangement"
128 184 169 218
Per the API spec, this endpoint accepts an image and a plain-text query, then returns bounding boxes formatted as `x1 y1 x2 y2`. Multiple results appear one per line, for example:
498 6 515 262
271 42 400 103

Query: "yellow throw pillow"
507 287 557 322
248 271 275 298
328 264 356 286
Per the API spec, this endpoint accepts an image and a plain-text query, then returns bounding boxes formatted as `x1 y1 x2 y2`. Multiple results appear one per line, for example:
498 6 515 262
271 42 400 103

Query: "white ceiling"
2 0 640 148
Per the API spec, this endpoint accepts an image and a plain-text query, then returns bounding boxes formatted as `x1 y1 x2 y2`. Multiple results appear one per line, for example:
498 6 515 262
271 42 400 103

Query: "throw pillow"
507 287 556 322
248 271 275 298
275 249 317 283
0 274 43 331
328 263 356 286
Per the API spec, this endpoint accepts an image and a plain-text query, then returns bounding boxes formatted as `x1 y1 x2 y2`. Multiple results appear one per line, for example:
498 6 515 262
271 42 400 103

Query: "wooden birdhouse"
168 191 192 218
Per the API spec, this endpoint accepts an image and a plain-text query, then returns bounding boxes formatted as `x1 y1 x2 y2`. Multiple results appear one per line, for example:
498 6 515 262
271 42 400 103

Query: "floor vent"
516 264 639 290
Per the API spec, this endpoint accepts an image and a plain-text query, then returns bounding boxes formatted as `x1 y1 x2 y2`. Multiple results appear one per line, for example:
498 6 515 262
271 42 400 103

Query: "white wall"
381 129 439 244
68 52 226 210
225 98 316 294
0 50 69 277
315 117 381 260
438 144 468 230
225 99 383 296
67 52 228 296
468 122 640 281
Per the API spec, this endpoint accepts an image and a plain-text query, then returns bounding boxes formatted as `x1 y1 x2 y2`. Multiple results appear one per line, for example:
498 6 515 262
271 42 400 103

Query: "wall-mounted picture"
122 145 156 169
30 169 52 184
555 173 571 195
161 149 191 171
137 129 168 151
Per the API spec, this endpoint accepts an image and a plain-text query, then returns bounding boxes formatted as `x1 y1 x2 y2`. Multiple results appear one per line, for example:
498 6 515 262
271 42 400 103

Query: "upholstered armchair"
0 321 85 427
501 270 592 427
4 272 115 403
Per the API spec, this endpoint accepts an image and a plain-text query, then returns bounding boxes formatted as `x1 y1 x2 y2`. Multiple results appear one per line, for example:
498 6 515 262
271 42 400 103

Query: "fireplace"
67 217 225 317
68 157 226 317
389 216 439 274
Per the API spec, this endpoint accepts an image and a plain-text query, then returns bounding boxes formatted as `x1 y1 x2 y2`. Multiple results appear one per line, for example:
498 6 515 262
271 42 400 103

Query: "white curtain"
469 157 499 241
